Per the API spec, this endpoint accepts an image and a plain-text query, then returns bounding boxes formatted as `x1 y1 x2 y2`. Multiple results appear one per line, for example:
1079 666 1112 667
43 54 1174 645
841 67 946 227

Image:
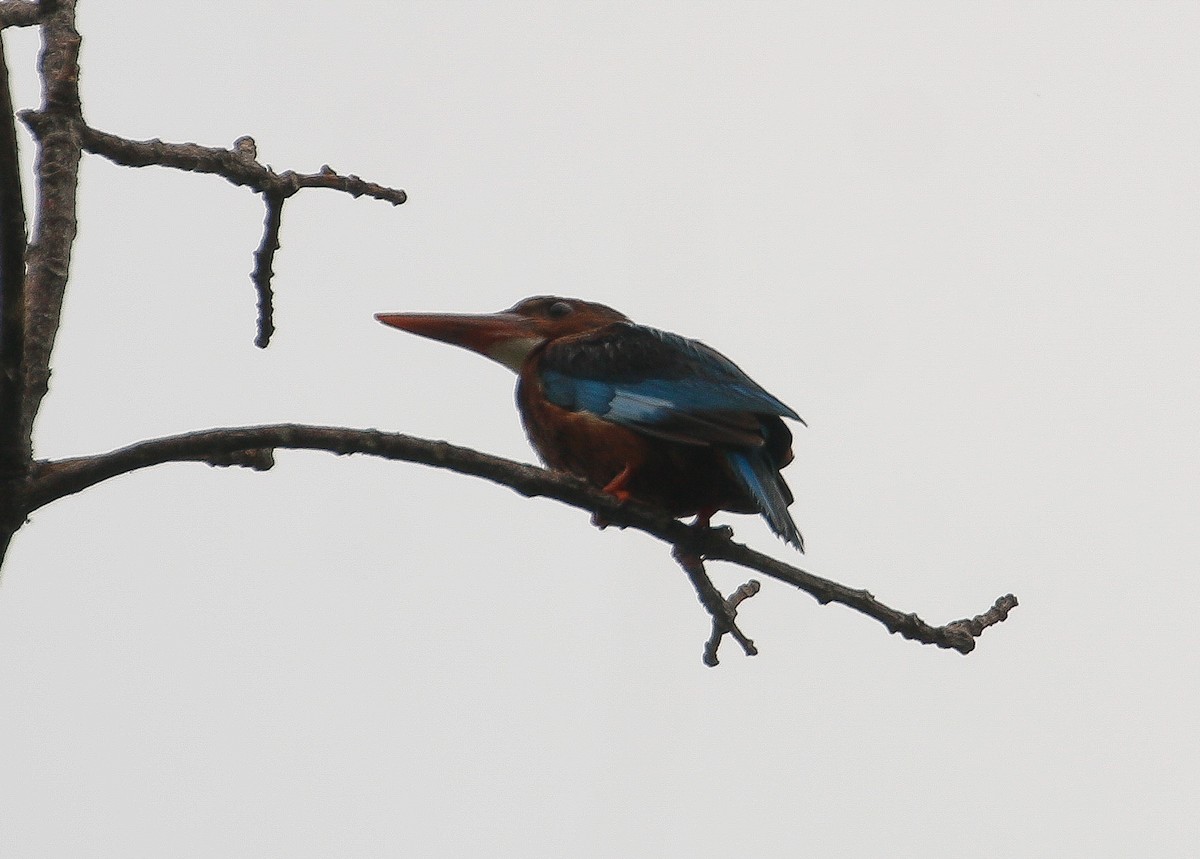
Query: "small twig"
70 126 406 347
703 581 761 667
941 595 1020 643
252 193 284 347
708 580 761 664
234 135 273 348
78 126 407 205
672 544 758 666
19 424 1019 657
284 164 408 204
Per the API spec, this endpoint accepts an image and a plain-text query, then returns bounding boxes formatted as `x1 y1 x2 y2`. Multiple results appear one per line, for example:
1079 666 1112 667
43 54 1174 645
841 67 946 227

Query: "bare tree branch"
0 28 26 563
78 126 408 205
21 423 1019 659
17 0 81 454
69 126 407 346
1 0 81 567
0 30 28 476
253 191 284 348
0 1 40 29
706 580 761 666
0 7 1020 663
673 545 758 666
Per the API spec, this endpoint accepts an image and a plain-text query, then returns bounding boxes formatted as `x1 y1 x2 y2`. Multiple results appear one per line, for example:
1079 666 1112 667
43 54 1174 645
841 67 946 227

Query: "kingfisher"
376 296 805 550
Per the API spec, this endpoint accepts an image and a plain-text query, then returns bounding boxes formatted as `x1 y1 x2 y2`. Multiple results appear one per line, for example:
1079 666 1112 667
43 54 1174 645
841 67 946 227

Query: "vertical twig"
252 191 283 348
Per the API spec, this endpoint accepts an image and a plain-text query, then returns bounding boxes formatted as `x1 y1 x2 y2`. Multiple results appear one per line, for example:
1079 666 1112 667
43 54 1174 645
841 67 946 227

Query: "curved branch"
25 423 1018 655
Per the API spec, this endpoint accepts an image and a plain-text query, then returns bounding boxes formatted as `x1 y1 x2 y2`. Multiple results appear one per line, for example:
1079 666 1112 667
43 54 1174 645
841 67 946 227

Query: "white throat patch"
485 336 544 372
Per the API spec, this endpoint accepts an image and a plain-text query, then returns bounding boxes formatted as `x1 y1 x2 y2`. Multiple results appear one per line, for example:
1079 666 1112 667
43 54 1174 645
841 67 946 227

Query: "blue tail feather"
727 450 804 552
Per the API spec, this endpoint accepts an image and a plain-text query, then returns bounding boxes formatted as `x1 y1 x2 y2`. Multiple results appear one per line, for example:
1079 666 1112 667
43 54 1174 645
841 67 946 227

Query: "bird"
376 296 805 551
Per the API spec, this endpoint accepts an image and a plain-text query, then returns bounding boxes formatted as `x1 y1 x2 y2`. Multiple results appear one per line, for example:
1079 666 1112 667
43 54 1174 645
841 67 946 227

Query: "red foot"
602 464 636 504
593 464 636 530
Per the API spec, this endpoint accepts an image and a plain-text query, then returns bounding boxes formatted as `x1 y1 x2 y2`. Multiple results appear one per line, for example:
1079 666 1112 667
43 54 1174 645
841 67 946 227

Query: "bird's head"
376 296 629 371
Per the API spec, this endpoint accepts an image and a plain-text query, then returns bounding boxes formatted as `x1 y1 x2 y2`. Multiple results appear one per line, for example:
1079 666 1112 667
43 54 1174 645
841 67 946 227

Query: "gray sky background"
2 3 1198 856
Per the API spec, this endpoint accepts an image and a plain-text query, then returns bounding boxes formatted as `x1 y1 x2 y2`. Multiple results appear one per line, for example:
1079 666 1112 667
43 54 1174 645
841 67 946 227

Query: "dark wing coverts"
538 322 804 548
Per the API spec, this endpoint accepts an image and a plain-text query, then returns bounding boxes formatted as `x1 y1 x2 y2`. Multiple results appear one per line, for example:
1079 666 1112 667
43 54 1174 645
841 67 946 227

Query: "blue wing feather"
540 323 801 441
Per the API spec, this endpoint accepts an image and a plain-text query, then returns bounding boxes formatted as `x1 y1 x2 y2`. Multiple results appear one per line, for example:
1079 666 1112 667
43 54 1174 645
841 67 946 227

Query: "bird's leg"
601 463 635 504
592 463 636 529
676 509 714 565
689 506 733 542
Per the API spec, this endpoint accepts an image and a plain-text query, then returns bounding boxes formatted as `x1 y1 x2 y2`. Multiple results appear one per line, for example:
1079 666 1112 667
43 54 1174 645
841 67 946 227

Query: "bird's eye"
548 301 573 319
